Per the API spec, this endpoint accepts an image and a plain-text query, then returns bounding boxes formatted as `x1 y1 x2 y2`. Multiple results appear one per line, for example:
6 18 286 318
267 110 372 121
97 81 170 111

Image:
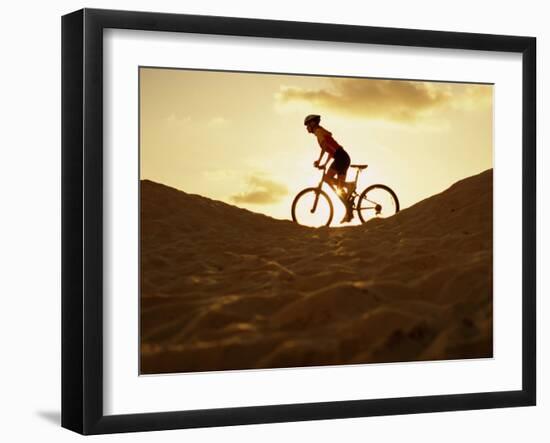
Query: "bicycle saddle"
350 164 368 169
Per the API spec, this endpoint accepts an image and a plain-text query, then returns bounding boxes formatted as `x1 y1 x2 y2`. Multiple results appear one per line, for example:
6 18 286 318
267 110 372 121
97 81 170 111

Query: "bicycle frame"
292 163 398 226
311 164 365 212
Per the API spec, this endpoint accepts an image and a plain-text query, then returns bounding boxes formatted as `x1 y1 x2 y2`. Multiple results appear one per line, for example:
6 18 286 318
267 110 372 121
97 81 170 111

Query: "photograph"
139 67 494 375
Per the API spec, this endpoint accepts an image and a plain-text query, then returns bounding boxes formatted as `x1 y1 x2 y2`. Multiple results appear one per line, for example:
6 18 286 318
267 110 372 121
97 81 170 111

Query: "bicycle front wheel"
291 187 334 227
356 184 400 224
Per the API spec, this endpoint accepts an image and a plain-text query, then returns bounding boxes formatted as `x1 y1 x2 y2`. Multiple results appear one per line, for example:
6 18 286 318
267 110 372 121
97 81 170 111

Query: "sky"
140 67 493 225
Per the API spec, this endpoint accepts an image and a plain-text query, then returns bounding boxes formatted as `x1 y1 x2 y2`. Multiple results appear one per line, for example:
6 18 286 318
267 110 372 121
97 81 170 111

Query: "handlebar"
313 163 368 170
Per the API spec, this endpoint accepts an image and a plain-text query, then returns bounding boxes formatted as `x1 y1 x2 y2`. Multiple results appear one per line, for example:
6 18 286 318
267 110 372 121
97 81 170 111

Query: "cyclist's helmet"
304 114 321 126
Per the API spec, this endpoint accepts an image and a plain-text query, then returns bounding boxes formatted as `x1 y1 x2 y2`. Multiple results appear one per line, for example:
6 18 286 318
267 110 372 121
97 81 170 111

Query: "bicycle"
291 163 400 227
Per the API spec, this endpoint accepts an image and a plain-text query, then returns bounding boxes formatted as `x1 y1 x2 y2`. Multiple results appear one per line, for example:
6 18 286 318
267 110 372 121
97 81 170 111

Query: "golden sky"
140 67 493 225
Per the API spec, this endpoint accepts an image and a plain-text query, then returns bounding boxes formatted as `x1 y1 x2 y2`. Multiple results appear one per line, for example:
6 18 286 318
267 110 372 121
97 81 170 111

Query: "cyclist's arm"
314 148 327 167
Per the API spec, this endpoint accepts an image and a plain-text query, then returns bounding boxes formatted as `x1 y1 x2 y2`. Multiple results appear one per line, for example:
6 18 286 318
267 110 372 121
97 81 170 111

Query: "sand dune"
140 169 493 374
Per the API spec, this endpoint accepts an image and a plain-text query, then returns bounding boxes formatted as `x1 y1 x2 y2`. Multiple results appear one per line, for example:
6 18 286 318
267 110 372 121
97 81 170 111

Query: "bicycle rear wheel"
292 187 334 227
356 184 399 224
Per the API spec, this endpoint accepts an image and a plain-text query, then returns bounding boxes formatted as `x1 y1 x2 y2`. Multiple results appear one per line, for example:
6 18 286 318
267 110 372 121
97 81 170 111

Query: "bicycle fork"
310 178 325 213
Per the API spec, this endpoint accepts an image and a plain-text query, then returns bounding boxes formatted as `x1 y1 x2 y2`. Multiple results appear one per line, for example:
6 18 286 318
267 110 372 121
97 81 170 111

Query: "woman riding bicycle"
304 114 354 222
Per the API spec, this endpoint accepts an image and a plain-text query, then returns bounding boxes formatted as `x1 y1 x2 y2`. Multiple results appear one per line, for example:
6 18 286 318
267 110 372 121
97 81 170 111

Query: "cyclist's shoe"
340 210 354 223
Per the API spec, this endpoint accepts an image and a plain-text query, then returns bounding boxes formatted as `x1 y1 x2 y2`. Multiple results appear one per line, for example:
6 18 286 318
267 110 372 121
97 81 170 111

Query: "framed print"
61 8 536 435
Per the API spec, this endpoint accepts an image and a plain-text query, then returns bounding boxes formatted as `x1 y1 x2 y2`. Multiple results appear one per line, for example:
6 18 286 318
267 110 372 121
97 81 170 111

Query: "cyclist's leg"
325 158 344 190
334 149 352 194
338 169 354 198
336 171 345 189
327 166 349 200
339 170 355 221
324 164 338 187
327 166 353 223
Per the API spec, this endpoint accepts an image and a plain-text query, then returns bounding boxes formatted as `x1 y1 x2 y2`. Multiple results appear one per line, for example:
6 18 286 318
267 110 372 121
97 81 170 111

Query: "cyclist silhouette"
304 114 355 222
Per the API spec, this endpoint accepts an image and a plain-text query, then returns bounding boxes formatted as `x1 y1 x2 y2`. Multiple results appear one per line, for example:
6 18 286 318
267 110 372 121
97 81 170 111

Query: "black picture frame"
61 8 536 435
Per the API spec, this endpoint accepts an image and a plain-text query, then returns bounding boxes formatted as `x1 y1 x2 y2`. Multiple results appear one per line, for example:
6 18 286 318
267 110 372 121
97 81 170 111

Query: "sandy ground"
140 169 493 374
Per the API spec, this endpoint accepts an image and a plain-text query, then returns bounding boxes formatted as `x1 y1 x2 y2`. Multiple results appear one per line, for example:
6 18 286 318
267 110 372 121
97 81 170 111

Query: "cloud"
231 175 288 205
207 116 229 127
275 79 492 123
164 113 192 127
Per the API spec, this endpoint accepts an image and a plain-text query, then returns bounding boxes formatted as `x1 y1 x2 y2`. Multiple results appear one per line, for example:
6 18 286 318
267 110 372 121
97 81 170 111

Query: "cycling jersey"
313 126 342 157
